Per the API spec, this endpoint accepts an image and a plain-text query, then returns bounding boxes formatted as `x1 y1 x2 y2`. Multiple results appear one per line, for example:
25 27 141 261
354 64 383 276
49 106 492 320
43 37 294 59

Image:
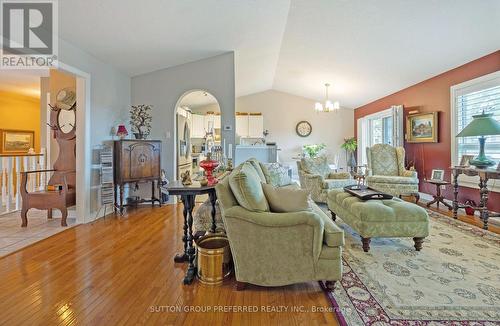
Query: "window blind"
456 84 500 162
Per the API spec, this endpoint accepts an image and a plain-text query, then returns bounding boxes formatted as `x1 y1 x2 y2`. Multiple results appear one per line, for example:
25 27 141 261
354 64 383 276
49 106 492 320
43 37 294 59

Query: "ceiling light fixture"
315 83 340 113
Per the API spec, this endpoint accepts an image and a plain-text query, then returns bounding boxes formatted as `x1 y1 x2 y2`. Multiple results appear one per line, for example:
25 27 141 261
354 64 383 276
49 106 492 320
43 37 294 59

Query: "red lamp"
116 125 128 139
200 152 219 186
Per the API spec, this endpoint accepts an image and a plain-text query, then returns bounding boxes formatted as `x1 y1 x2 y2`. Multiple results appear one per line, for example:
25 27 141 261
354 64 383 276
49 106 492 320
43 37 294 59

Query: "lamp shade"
456 113 500 137
116 124 128 137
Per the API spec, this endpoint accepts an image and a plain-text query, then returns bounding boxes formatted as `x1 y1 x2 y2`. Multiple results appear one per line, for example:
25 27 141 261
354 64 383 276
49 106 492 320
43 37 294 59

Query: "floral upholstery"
297 157 355 203
261 163 292 187
366 144 419 197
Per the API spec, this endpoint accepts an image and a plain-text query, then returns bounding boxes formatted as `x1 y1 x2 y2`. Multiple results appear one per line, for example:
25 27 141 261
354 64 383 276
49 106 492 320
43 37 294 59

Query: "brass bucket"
196 234 232 285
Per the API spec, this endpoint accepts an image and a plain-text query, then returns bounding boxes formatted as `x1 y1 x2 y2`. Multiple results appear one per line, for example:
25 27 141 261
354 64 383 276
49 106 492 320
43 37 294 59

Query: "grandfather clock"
113 139 162 214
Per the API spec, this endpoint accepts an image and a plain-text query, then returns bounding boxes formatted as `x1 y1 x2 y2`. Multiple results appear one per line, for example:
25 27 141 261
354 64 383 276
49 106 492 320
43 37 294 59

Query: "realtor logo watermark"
1 0 58 69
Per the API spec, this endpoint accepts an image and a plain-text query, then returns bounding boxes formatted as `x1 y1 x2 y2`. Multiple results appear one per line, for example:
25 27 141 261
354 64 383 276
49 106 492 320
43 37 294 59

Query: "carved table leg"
47 208 53 219
480 175 489 230
452 171 459 219
209 190 217 233
413 237 424 251
330 210 336 221
21 208 28 227
174 197 189 263
119 184 124 215
361 237 371 252
151 181 155 207
184 195 197 284
61 207 68 227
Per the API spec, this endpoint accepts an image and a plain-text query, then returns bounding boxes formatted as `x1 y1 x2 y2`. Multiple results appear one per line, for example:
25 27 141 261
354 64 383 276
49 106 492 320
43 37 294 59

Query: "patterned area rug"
319 206 500 325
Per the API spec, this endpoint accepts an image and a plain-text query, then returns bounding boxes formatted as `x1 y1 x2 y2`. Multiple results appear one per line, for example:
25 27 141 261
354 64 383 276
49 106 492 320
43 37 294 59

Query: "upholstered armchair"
366 144 419 197
297 156 355 203
215 159 344 290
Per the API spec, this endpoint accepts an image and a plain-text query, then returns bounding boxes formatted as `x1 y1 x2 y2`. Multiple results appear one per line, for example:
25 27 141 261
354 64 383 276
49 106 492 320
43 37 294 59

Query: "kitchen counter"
235 144 278 165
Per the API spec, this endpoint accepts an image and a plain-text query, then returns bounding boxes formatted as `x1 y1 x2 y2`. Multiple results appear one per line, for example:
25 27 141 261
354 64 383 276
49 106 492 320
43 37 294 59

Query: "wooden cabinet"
114 140 162 214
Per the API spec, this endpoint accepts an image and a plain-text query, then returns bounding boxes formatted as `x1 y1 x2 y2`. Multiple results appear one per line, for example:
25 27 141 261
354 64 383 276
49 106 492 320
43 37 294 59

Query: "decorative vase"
347 151 357 169
133 132 144 140
200 153 219 186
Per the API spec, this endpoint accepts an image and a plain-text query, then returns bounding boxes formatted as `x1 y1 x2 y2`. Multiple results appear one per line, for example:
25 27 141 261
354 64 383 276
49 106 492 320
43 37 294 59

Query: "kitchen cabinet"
191 114 205 138
236 114 264 138
236 115 249 138
248 115 264 137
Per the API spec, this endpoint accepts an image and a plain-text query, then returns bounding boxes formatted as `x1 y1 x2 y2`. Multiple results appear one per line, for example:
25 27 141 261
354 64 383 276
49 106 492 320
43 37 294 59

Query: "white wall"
131 53 236 181
236 90 354 171
57 38 131 219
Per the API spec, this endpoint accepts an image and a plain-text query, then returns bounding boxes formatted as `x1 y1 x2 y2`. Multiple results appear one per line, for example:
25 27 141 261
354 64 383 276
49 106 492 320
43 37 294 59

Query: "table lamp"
456 111 500 168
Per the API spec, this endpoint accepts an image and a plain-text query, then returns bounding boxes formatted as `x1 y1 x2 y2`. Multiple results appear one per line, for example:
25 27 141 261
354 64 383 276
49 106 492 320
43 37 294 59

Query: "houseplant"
341 137 357 168
303 144 326 158
130 104 152 139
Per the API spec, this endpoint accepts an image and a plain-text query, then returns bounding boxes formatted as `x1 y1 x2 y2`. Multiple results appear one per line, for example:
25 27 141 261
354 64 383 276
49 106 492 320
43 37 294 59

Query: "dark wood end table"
163 181 217 285
425 179 452 210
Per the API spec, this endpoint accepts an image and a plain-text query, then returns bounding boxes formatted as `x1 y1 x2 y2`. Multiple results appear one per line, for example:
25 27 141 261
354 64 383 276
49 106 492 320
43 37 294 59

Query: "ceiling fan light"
315 102 323 112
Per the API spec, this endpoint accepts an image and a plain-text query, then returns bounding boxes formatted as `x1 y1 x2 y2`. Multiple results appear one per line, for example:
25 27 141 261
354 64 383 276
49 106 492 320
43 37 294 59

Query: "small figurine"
181 170 192 186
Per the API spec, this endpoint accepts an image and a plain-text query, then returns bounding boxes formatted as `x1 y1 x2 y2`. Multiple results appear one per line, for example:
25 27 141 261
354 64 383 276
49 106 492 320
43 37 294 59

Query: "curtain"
391 105 404 147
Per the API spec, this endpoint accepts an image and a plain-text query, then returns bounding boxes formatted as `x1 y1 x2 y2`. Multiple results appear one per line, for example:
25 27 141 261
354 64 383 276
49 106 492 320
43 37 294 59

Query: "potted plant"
341 137 357 168
303 144 326 158
130 104 152 139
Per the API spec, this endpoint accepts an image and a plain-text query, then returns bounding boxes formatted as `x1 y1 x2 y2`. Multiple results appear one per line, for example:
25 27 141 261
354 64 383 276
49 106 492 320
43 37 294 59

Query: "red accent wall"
354 51 500 210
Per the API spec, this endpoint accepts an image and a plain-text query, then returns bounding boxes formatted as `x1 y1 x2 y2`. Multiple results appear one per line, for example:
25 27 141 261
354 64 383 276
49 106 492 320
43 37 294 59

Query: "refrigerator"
177 108 192 178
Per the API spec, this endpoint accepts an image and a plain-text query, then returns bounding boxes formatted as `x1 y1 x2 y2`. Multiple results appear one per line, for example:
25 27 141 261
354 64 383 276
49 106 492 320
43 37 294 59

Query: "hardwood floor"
0 205 338 325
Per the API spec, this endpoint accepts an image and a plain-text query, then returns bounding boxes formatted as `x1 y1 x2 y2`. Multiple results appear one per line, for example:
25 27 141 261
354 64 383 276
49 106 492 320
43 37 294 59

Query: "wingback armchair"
366 144 419 197
215 159 344 290
297 156 355 203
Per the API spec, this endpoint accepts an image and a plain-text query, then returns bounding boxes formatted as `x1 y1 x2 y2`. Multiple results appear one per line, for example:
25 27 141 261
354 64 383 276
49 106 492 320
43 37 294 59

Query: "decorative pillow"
301 156 331 178
246 158 267 183
260 163 292 187
261 183 311 213
229 162 270 212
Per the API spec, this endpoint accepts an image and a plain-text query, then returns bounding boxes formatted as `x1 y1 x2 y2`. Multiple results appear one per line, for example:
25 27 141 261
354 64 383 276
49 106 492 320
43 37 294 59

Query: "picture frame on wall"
0 129 35 154
406 112 438 143
430 169 445 181
459 154 475 167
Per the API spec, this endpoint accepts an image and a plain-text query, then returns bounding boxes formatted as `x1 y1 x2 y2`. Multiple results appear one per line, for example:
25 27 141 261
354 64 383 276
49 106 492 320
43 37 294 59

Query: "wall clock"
296 121 312 137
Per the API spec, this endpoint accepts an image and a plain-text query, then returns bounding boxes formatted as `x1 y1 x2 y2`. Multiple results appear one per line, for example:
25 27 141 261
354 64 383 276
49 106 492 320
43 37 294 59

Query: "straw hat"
56 88 76 110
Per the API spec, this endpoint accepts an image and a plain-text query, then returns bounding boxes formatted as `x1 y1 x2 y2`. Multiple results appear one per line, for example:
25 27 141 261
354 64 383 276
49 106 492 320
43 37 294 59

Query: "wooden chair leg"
413 237 424 251
236 281 247 291
60 208 68 227
21 208 28 227
47 208 53 219
325 281 336 290
361 237 371 252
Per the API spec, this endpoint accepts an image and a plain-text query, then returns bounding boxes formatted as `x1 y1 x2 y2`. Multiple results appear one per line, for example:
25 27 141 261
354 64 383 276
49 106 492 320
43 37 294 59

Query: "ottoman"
327 188 429 252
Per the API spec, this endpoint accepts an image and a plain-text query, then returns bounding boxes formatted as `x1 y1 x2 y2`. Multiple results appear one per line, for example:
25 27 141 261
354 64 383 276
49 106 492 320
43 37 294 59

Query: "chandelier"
315 83 340 113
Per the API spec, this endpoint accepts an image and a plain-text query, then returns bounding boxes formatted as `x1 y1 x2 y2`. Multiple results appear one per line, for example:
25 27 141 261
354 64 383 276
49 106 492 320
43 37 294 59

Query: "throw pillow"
229 162 270 212
246 158 267 183
261 163 292 187
261 183 311 213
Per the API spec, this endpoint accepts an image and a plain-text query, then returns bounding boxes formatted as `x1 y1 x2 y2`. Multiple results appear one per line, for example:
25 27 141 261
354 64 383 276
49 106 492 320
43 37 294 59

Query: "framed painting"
406 112 438 143
0 130 35 154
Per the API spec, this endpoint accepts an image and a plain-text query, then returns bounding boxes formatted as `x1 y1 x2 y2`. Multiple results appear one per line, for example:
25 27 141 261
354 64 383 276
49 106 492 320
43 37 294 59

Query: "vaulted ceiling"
59 0 500 108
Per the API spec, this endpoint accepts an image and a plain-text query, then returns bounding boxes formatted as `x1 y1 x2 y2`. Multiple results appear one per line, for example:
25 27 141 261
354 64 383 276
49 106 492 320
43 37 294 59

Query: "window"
452 71 500 165
357 106 403 165
451 70 500 191
370 115 393 145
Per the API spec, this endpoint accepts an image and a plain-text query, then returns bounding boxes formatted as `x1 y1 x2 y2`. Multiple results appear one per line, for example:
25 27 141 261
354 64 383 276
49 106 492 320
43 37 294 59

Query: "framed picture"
0 129 34 154
406 112 438 143
459 154 474 167
430 169 445 181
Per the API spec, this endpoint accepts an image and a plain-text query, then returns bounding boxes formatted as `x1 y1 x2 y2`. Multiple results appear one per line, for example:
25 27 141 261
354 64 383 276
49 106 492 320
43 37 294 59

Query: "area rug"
319 206 500 325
